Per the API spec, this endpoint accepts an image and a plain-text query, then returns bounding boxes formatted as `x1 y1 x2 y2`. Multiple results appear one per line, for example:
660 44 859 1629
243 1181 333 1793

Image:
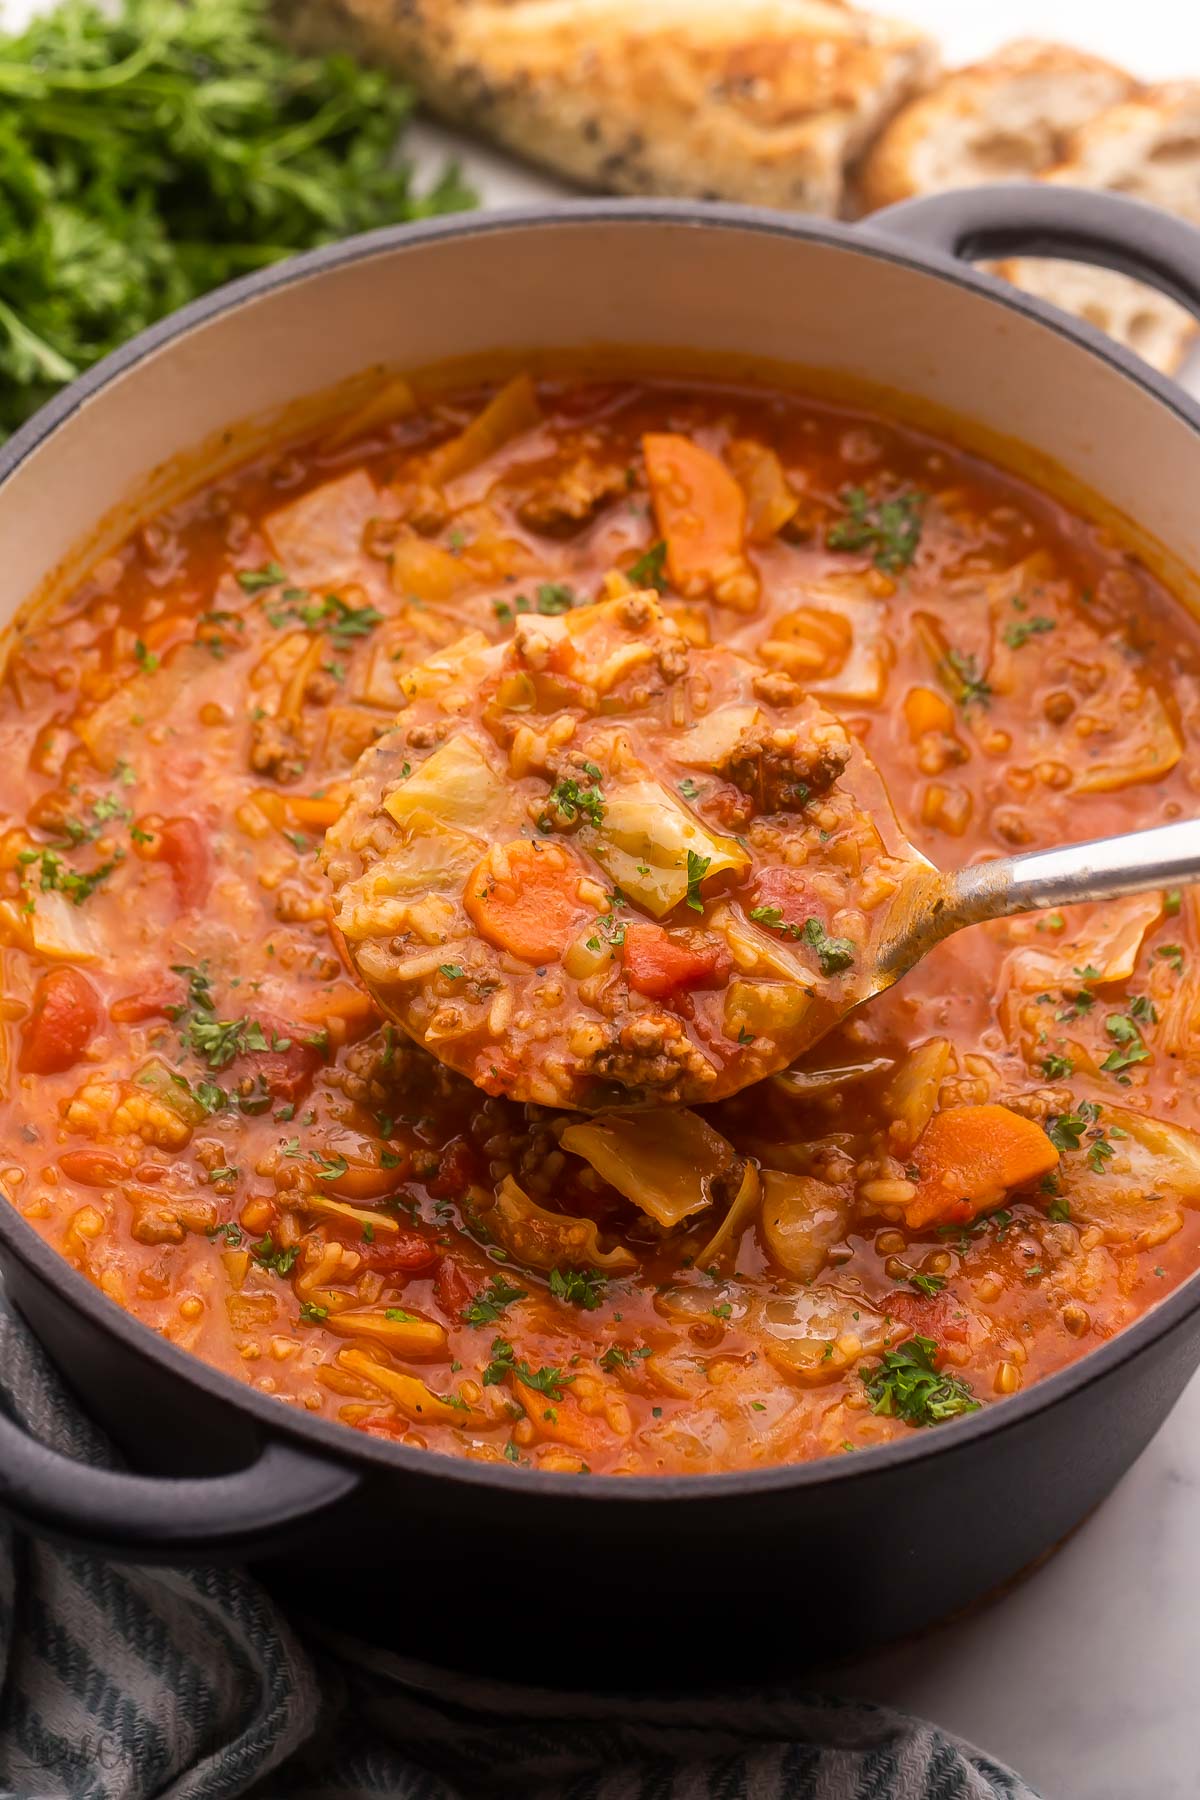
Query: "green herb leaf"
237 562 286 594
627 539 668 590
463 1276 528 1328
684 849 710 913
827 486 924 573
1003 615 1056 650
549 1267 606 1311
546 776 605 829
802 916 855 975
862 1334 979 1427
944 648 992 710
251 1234 298 1277
481 1335 574 1397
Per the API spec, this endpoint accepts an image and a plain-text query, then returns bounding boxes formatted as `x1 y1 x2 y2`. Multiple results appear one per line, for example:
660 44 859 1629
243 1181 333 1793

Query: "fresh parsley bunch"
0 0 474 436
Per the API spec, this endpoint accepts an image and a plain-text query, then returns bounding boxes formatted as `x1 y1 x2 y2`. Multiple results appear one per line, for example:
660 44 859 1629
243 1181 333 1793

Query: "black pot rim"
3 194 1200 1504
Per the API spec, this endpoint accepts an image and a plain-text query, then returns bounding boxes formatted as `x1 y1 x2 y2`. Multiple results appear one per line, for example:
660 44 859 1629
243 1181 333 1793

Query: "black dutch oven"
2 186 1200 1683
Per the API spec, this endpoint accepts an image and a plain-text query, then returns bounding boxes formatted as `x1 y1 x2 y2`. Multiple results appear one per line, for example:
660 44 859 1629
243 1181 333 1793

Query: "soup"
2 370 1198 1476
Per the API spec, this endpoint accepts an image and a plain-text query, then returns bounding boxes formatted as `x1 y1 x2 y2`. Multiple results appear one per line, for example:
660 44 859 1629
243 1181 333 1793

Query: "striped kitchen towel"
0 1300 1039 1800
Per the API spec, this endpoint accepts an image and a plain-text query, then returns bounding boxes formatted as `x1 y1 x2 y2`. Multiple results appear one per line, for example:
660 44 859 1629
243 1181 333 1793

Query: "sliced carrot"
288 795 343 830
904 1104 1059 1230
643 433 753 601
512 1379 610 1454
463 838 591 966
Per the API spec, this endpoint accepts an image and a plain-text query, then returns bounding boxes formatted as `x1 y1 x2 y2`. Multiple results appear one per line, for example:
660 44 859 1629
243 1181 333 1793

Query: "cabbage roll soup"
3 367 1200 1477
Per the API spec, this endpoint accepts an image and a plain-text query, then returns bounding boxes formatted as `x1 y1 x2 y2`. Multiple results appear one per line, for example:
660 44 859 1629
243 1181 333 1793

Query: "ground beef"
720 717 852 814
516 457 629 535
586 1010 719 1101
249 714 307 782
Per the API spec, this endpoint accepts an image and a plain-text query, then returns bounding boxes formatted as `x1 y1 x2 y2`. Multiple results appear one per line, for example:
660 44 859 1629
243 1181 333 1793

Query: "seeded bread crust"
280 0 938 216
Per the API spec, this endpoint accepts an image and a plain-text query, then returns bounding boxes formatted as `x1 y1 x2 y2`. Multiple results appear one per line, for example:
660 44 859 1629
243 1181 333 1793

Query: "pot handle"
0 1404 360 1559
868 183 1200 320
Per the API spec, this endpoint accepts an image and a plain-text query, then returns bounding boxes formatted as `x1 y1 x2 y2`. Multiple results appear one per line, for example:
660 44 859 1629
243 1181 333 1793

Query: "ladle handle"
882 820 1200 979
950 819 1200 924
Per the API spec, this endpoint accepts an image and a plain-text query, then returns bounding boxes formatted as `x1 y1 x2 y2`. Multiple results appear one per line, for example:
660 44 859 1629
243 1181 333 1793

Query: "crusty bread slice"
858 38 1134 212
997 84 1200 376
281 0 938 216
989 259 1194 374
1044 82 1200 218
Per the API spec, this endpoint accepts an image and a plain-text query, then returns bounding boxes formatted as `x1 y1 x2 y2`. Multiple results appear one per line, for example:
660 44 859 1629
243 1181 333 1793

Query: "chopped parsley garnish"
187 1014 268 1070
169 963 215 1017
827 486 924 574
299 1301 328 1324
1046 1196 1072 1224
1165 889 1182 917
251 1234 298 1277
945 648 992 710
18 846 120 906
324 596 384 643
683 849 710 913
599 1344 652 1372
1087 1137 1116 1174
237 562 287 593
481 1336 574 1398
438 963 464 981
510 581 577 616
677 777 702 801
1158 944 1185 973
862 1335 979 1426
308 1150 348 1180
627 539 669 590
1003 615 1056 650
133 638 159 673
545 776 605 829
1045 1099 1117 1172
463 1277 528 1328
1040 1052 1074 1080
549 1267 606 1310
1100 1010 1151 1075
1045 1103 1098 1154
802 917 856 976
385 1307 417 1323
207 1221 243 1247
906 1271 947 1298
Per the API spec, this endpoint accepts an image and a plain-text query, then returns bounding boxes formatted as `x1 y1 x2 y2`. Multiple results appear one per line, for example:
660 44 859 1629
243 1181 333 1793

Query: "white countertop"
8 0 1197 1790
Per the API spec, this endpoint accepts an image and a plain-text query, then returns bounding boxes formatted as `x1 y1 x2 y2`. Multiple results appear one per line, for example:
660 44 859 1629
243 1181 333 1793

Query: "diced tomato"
233 1015 324 1105
427 1137 479 1200
749 868 814 932
356 1231 441 1277
621 920 730 999
110 975 183 1024
434 1256 473 1319
887 1289 970 1346
156 816 211 909
20 969 101 1076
